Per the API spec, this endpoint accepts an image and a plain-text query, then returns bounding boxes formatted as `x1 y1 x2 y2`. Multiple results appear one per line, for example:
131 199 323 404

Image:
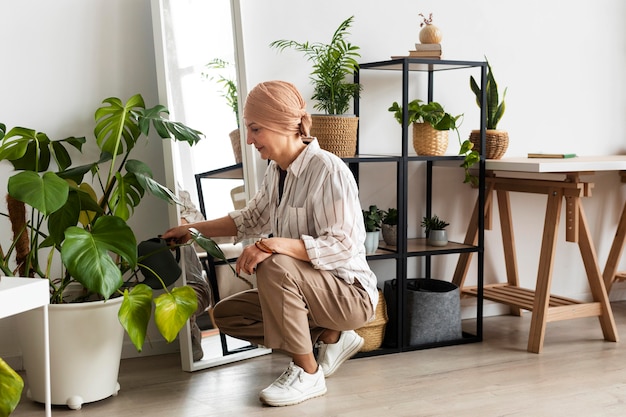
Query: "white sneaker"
259 362 327 407
317 330 364 377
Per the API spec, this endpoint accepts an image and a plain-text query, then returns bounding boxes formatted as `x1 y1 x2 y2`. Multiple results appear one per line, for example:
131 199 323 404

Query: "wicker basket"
468 129 509 160
355 289 388 352
229 128 243 164
310 114 358 158
412 122 449 156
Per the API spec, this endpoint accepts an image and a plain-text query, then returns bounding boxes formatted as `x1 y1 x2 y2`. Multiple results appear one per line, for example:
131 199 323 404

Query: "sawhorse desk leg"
603 171 626 293
455 173 618 353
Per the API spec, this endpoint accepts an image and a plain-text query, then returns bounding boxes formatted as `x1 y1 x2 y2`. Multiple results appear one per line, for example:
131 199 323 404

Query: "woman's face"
245 122 289 161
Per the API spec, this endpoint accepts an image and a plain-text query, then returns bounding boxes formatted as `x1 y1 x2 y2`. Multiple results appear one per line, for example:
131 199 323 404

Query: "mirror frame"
150 0 269 372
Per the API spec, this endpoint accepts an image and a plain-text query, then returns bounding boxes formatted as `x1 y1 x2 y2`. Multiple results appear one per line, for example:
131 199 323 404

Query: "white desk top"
486 155 626 173
0 277 49 319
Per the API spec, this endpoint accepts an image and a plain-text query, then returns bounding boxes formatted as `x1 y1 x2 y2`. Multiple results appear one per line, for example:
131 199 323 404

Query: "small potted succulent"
362 205 383 254
381 207 398 246
421 215 450 247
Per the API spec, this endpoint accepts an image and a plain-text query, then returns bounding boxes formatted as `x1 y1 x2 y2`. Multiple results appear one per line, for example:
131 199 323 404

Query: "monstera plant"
0 94 243 409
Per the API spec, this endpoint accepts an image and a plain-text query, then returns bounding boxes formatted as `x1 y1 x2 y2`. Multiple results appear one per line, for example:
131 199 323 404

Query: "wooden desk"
453 156 626 353
0 277 51 416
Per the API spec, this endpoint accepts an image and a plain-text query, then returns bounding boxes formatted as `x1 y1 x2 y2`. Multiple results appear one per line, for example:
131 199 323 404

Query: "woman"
162 80 378 407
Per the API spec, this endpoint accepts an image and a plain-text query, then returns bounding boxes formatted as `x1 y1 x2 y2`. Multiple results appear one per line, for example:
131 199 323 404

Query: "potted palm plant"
362 205 383 254
469 59 508 159
0 94 230 409
389 100 479 185
202 58 242 163
270 15 362 157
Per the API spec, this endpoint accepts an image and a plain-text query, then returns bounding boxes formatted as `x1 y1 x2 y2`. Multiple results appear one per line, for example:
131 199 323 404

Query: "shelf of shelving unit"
352 58 487 357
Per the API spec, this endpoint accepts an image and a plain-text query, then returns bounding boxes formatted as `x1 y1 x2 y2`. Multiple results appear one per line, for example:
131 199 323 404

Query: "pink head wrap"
243 80 311 137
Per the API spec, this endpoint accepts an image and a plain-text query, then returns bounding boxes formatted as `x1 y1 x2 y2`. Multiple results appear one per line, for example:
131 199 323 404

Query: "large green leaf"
108 172 144 221
61 216 137 299
8 171 69 216
118 284 153 352
125 160 180 204
94 95 144 156
0 127 84 172
47 186 104 246
138 105 203 146
0 357 23 417
154 286 198 343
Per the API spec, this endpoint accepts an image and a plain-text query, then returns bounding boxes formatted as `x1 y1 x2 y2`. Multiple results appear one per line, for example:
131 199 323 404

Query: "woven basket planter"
355 289 388 352
229 128 242 164
469 129 509 159
412 122 448 156
310 114 358 158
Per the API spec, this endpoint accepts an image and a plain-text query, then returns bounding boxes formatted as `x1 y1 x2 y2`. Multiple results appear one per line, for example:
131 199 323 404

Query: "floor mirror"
150 0 270 372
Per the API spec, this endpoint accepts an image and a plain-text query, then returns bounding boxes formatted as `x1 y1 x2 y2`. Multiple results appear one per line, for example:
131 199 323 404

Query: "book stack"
391 43 442 60
408 43 442 58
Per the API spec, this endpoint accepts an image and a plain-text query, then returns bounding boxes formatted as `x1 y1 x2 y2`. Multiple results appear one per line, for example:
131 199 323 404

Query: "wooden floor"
13 301 626 417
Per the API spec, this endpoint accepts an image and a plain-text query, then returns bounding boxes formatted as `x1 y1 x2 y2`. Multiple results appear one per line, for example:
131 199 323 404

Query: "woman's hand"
236 242 272 275
161 225 191 245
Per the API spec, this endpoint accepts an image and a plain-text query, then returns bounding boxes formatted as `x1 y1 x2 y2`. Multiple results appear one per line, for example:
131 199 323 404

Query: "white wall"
0 0 173 365
238 0 626 314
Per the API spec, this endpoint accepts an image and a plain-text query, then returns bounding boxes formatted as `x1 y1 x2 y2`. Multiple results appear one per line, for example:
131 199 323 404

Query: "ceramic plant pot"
18 297 124 410
364 231 380 255
427 230 448 247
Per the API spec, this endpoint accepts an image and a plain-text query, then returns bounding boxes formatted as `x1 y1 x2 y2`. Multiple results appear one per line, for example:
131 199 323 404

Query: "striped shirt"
229 139 378 310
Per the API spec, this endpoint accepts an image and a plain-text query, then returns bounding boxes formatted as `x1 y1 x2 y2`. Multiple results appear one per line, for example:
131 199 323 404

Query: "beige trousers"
213 254 373 355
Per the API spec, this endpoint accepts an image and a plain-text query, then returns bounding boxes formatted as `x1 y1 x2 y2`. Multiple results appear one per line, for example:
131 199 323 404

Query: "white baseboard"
121 337 180 359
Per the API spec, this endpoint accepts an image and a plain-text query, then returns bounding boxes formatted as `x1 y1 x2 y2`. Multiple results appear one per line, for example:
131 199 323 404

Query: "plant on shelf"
469 59 509 159
362 205 383 254
363 205 383 232
388 100 479 185
270 15 362 157
421 214 450 247
421 215 449 233
202 58 242 163
0 94 234 407
381 207 398 246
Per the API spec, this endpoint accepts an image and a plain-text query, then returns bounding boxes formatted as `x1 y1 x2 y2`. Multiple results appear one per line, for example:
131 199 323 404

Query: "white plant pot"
428 230 448 247
364 231 380 254
18 297 124 410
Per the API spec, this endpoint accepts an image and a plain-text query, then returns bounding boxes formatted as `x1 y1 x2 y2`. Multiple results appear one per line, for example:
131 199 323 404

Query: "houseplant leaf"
154 285 198 343
119 284 153 352
125 159 180 204
94 95 144 156
8 171 69 215
61 216 137 299
0 357 23 417
138 105 203 146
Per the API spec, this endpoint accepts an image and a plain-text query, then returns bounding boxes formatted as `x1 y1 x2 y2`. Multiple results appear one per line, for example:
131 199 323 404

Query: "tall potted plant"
270 15 362 157
469 59 508 159
202 58 242 163
0 94 229 409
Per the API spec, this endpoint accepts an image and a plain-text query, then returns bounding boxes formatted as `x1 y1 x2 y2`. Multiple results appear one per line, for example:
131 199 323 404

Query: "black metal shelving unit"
352 58 487 357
